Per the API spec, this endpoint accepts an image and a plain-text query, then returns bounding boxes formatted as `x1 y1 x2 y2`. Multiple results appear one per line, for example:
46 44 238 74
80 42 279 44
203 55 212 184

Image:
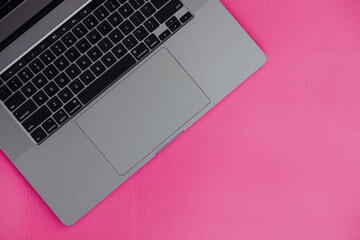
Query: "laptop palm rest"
76 49 210 176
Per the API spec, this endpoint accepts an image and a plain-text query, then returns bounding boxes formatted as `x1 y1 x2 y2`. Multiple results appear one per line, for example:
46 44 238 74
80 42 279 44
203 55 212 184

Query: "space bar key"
78 54 137 105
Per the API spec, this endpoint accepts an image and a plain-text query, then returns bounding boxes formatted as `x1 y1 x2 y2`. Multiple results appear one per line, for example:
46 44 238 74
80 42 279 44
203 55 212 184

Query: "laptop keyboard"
0 0 193 144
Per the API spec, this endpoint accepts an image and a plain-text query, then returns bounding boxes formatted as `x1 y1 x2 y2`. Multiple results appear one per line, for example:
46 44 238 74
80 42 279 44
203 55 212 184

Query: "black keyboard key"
119 20 135 35
51 41 67 56
86 29 102 44
42 118 58 134
180 12 192 23
56 21 73 39
83 14 99 30
108 28 124 44
2 58 27 81
129 0 145 9
91 0 111 9
36 40 50 53
69 15 81 27
108 11 123 27
104 0 120 12
48 30 62 44
76 55 92 71
62 17 80 35
72 23 88 39
43 64 59 80
130 11 145 26
14 99 37 122
61 32 77 48
21 82 37 97
155 0 183 24
53 109 69 125
75 38 91 54
87 46 103 61
122 34 138 50
33 90 49 106
97 20 113 36
119 3 134 18
65 64 81 79
140 2 156 18
4 91 26 111
112 42 127 59
144 34 160 49
79 54 136 105
26 41 49 62
133 26 149 41
58 87 73 103
64 98 83 116
0 85 11 101
79 6 92 18
47 96 63 112
86 1 106 13
98 37 114 53
54 55 70 71
69 78 85 94
131 43 150 60
31 127 47 144
165 16 178 27
151 0 169 9
32 73 48 89
158 29 171 41
40 50 55 65
1 67 16 82
169 20 181 32
90 61 106 76
18 67 34 83
22 106 52 132
43 82 59 97
1 68 16 81
29 58 45 74
54 73 70 88
94 6 109 21
101 52 117 67
13 58 27 72
65 47 81 62
69 18 81 29
79 70 95 85
144 17 160 32
7 76 23 92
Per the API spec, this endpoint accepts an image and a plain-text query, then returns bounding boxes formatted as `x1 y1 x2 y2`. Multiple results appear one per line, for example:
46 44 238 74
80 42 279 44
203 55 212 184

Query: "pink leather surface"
1 0 360 239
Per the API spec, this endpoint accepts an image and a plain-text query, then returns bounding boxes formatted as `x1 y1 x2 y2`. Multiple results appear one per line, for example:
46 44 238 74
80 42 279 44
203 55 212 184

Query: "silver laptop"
0 0 266 225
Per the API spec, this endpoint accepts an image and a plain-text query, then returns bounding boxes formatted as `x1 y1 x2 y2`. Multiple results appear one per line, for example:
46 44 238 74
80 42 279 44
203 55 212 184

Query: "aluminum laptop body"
0 0 266 225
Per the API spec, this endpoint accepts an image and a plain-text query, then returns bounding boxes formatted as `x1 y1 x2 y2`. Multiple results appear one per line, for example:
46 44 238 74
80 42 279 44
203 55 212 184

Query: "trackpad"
77 49 210 176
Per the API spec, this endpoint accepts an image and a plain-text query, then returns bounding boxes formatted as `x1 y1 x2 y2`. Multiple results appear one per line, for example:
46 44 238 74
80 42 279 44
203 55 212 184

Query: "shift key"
22 106 52 133
13 99 37 122
154 0 183 24
151 0 169 9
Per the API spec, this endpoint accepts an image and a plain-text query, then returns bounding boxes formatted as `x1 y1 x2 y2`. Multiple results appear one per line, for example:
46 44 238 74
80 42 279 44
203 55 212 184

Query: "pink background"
1 0 360 239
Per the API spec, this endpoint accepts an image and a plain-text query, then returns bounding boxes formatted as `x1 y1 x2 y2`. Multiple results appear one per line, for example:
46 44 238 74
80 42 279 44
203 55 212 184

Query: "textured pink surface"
1 0 360 239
